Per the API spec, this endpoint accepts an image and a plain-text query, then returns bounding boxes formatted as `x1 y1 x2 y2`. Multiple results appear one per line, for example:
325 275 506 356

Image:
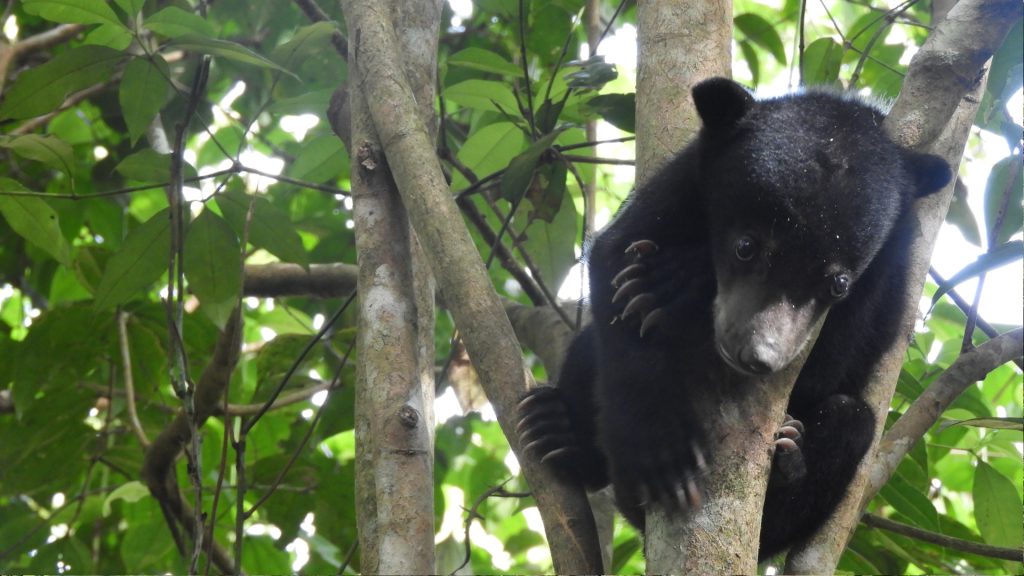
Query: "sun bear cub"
517 78 951 559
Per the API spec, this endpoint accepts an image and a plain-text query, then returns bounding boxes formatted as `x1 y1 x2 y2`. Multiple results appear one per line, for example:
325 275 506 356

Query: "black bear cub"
517 78 951 560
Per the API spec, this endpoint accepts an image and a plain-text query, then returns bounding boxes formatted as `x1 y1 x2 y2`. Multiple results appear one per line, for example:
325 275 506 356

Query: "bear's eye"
734 236 757 262
829 274 850 299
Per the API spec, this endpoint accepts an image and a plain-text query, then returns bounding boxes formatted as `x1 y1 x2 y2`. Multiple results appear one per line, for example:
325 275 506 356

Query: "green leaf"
848 12 892 57
563 56 619 91
500 129 564 203
216 191 309 268
167 36 297 77
734 13 786 64
451 121 526 189
271 21 340 68
518 181 577 292
242 536 292 574
84 22 133 50
930 240 1023 308
267 89 335 115
448 47 522 76
0 45 124 121
973 461 1024 548
114 0 147 18
121 499 179 571
22 0 124 28
184 210 241 328
94 209 171 309
287 134 347 183
945 179 982 246
120 57 172 146
738 40 761 86
525 158 567 223
535 97 566 134
0 386 93 495
802 37 844 86
102 481 150 517
611 536 642 573
983 155 1023 247
0 134 75 178
144 6 216 38
115 149 198 183
0 180 72 266
444 79 521 114
585 93 635 133
879 476 938 531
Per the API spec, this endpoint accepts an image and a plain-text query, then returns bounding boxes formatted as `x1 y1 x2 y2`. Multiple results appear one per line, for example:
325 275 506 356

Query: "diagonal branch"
866 328 1023 498
141 309 242 575
339 2 603 571
785 0 1023 571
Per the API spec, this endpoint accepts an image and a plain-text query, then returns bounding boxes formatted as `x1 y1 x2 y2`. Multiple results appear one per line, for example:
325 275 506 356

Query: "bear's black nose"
738 346 773 375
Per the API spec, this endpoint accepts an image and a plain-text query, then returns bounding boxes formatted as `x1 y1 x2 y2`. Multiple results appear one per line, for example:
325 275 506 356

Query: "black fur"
517 78 951 560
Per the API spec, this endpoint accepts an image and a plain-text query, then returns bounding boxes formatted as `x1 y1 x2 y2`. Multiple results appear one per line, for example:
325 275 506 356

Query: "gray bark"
346 1 441 573
340 2 604 572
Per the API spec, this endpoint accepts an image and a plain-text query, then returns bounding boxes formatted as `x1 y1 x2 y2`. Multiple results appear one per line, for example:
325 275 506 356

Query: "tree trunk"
348 1 441 573
340 2 604 571
634 1 805 571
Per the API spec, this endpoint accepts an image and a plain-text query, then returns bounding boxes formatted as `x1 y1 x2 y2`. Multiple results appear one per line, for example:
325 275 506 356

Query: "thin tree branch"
117 311 151 448
292 0 348 58
451 480 532 576
867 328 1023 497
243 263 357 299
861 513 1024 562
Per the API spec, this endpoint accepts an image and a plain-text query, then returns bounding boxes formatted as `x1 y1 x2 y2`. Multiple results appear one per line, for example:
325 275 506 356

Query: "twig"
868 328 1024 500
850 0 920 86
560 154 635 165
450 480 532 576
117 311 151 447
338 538 358 575
862 513 1023 561
10 81 112 135
962 153 1022 352
292 0 348 58
241 292 354 434
244 338 355 518
517 0 536 138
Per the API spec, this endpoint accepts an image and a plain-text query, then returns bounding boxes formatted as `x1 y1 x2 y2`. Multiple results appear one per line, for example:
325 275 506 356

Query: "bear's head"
691 78 951 376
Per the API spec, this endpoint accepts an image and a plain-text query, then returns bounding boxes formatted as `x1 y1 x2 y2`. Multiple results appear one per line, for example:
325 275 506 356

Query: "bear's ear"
693 78 755 129
904 151 952 197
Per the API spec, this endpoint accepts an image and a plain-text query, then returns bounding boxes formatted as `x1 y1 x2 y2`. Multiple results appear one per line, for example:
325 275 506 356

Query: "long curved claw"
622 292 656 320
639 307 666 338
612 278 646 304
625 239 659 259
612 263 647 288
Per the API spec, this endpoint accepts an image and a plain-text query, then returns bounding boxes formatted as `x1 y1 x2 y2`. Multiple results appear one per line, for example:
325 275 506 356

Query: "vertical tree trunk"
634 1 806 572
340 2 605 571
635 0 732 181
349 2 442 573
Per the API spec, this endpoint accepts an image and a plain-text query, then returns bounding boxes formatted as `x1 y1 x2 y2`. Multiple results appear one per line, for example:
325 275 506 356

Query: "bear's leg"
516 326 609 489
759 394 875 561
597 335 708 520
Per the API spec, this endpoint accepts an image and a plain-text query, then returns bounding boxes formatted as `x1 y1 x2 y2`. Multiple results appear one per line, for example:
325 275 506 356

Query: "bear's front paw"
612 436 708 512
611 239 666 337
771 415 806 486
516 386 583 468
